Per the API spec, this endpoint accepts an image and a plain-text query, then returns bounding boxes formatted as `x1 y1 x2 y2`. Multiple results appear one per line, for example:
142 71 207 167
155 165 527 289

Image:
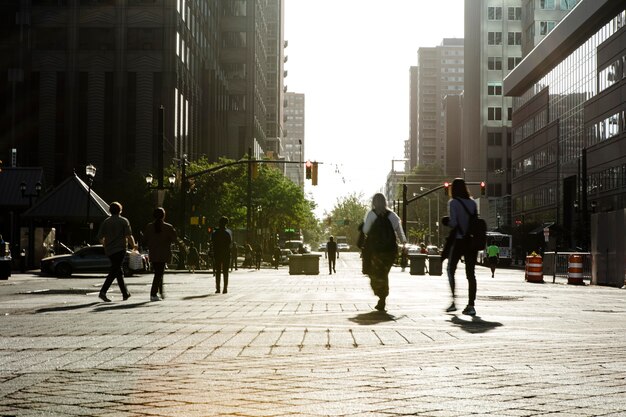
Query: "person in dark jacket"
143 207 177 301
212 216 232 294
325 236 339 275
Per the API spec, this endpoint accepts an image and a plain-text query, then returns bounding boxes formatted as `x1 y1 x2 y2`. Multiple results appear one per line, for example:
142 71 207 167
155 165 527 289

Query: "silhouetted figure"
254 242 262 270
143 207 177 301
273 245 282 269
325 236 338 274
212 216 232 294
230 241 238 271
187 241 200 273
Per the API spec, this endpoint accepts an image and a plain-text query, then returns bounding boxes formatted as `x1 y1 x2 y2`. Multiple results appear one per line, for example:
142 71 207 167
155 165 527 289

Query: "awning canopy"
22 174 109 222
0 167 45 209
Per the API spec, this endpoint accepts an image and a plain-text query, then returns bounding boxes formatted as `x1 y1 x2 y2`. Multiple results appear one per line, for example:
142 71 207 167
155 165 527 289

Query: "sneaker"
122 293 131 301
374 299 386 311
222 289 228 294
215 289 220 294
462 305 476 316
445 302 457 312
98 293 111 302
150 295 161 302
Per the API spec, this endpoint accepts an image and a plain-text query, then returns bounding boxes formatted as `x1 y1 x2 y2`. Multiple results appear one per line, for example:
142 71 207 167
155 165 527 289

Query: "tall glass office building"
504 0 626 249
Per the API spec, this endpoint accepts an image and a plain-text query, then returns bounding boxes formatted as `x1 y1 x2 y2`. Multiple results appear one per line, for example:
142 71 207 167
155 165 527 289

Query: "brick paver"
1 253 625 416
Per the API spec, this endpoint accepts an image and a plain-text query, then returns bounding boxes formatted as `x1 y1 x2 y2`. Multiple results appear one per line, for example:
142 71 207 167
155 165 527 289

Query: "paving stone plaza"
1 253 625 416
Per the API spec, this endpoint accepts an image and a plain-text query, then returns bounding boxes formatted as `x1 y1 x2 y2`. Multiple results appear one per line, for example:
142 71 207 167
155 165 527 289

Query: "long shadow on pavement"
349 311 404 325
36 302 100 313
447 314 503 334
182 294 216 300
93 301 151 312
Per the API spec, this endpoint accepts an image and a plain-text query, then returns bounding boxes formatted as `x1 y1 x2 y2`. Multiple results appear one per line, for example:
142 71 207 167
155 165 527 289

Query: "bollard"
525 254 543 283
567 254 584 285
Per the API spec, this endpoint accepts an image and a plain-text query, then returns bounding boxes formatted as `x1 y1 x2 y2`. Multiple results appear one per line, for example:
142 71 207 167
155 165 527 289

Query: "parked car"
317 243 327 252
337 243 350 252
426 245 440 255
279 249 292 265
40 245 148 278
406 244 420 256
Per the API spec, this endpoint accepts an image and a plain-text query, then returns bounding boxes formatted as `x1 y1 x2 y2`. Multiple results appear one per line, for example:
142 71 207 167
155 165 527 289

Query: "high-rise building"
283 92 305 188
411 38 464 171
462 0 573 228
0 0 285 186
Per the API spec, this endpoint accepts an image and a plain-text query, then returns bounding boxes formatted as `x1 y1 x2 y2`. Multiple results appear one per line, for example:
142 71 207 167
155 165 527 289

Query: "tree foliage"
325 193 369 248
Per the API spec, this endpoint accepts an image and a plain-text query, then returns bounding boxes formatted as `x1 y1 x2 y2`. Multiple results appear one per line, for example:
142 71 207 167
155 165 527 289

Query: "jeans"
447 238 477 306
151 262 166 297
100 250 129 297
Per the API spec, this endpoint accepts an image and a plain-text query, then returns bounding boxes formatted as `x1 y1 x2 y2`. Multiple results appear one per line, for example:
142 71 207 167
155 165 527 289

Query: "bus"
477 232 513 267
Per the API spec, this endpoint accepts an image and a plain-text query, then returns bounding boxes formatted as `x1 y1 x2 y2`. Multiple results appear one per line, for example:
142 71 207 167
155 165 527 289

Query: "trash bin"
0 241 11 280
428 255 442 276
410 254 427 275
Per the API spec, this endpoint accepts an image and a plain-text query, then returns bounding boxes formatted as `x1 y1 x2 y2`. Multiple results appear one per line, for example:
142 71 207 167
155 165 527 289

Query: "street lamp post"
85 164 96 244
19 181 42 268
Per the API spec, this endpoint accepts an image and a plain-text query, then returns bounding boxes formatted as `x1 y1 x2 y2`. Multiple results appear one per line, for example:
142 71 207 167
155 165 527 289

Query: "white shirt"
363 209 407 244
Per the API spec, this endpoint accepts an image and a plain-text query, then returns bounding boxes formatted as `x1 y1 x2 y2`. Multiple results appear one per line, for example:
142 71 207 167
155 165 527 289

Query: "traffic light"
443 182 450 196
480 181 486 196
311 162 318 186
305 160 312 179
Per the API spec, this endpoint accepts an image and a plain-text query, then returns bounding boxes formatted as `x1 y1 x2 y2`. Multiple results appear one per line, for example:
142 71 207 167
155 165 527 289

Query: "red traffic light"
443 182 450 196
305 160 312 179
480 181 486 195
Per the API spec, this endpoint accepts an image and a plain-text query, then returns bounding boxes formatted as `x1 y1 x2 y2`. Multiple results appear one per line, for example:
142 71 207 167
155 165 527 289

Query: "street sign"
543 227 550 242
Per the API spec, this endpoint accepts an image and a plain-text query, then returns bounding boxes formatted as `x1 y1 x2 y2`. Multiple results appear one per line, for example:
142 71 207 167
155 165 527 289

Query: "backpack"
455 198 487 251
365 210 398 253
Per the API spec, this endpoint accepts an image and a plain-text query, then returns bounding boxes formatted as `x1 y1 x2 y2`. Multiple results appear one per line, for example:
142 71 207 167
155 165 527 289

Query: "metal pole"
402 184 407 236
180 156 186 239
157 105 164 189
247 148 252 243
428 197 431 245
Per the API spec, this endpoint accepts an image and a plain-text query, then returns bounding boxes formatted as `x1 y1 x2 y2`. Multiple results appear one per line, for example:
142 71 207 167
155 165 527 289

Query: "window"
488 107 502 121
488 6 502 20
488 32 502 45
488 132 502 146
79 28 115 50
508 57 522 70
560 0 577 10
488 56 502 70
508 7 522 20
540 21 556 35
507 32 522 45
488 83 502 96
540 0 555 9
488 158 503 171
508 107 513 121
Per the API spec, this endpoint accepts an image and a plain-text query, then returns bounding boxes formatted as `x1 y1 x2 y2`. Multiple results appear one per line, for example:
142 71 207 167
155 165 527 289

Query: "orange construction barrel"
567 254 584 285
525 254 543 283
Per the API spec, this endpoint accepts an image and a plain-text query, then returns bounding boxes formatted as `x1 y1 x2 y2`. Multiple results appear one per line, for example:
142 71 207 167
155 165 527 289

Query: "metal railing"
543 252 592 283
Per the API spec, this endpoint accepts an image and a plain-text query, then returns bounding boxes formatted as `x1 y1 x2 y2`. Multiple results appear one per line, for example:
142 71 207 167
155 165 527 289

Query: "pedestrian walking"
230 241 238 271
243 242 253 268
186 241 200 273
273 244 281 269
254 242 263 270
96 202 137 302
212 216 232 294
486 243 500 278
325 236 338 275
143 207 177 301
362 193 407 312
443 178 479 316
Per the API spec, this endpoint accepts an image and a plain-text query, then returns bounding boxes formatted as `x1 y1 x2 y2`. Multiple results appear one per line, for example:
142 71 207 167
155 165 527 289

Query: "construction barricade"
525 254 543 283
567 254 584 285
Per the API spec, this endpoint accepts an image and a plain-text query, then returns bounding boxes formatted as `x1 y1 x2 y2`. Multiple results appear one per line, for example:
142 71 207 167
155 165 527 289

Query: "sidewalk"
1 253 625 416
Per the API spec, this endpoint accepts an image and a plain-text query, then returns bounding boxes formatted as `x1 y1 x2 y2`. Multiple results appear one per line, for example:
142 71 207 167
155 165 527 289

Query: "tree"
326 193 369 248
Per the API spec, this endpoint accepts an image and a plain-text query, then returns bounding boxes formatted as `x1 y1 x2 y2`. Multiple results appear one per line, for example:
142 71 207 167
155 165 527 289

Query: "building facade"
462 0 573 230
0 0 285 187
282 92 305 188
412 39 464 171
504 0 626 248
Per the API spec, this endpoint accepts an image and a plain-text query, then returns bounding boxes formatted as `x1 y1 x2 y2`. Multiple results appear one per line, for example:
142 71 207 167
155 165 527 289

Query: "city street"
1 252 626 416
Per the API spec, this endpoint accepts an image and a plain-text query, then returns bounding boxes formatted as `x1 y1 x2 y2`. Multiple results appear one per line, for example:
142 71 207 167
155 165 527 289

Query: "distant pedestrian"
143 207 177 301
443 178 479 316
97 202 137 302
187 241 200 273
212 216 232 294
273 244 281 269
254 242 262 270
325 236 338 274
230 241 238 271
362 193 407 312
243 243 253 268
486 243 500 278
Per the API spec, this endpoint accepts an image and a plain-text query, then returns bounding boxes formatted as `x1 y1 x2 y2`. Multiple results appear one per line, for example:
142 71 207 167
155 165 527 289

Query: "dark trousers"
151 262 166 297
215 254 230 291
100 250 129 297
368 251 395 301
447 238 477 306
327 254 337 273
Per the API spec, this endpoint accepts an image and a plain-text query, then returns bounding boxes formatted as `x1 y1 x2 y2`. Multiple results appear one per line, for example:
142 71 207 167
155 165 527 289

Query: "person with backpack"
212 216 232 294
362 193 407 312
443 178 480 316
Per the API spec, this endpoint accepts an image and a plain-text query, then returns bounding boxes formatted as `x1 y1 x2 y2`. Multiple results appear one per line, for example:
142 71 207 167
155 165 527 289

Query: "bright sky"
284 0 465 218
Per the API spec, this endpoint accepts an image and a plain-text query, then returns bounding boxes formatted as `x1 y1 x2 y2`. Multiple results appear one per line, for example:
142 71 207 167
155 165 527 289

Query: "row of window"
588 111 625 147
512 143 557 179
488 32 522 46
513 109 548 145
513 185 557 213
539 0 579 11
487 6 522 21
588 163 626 196
488 107 513 121
598 55 626 93
488 56 523 71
